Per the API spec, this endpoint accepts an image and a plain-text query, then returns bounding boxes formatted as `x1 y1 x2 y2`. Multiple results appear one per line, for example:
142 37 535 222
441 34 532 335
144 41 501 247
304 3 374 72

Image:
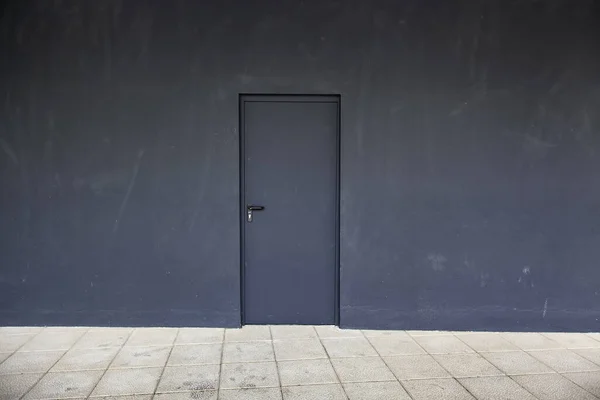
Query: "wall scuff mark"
113 148 145 233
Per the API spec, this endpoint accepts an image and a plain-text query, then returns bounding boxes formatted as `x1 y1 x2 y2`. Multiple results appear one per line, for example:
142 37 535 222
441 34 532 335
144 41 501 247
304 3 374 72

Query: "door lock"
246 205 265 222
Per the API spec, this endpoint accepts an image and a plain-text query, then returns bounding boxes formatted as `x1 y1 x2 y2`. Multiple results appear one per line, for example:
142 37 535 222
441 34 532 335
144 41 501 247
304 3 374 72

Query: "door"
241 95 339 325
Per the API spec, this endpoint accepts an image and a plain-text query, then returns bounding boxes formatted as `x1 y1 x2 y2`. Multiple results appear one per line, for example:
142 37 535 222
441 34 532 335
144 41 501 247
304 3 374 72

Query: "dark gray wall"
1 0 599 330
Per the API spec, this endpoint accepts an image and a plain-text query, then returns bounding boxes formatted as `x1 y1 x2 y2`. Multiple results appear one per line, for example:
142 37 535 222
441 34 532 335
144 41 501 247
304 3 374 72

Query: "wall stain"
427 253 447 272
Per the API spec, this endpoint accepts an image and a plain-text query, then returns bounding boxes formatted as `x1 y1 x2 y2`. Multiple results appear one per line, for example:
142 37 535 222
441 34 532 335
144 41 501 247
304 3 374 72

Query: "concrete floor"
1 326 600 399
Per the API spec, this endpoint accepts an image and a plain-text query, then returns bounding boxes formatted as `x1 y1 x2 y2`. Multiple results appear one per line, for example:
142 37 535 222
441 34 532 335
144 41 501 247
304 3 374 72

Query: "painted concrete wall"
1 0 599 330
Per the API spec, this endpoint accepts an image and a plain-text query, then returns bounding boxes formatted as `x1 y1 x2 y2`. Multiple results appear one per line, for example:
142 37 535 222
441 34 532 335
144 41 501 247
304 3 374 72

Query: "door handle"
247 205 265 222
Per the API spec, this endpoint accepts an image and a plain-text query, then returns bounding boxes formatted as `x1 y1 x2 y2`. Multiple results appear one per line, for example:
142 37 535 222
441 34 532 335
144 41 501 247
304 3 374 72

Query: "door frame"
238 94 341 326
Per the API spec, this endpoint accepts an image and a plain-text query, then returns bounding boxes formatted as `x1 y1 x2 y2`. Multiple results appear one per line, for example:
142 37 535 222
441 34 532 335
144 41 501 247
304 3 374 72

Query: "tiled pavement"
1 326 600 399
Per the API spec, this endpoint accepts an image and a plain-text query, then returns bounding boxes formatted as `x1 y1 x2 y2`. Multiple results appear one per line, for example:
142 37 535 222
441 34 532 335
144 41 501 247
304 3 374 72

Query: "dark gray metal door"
241 95 339 325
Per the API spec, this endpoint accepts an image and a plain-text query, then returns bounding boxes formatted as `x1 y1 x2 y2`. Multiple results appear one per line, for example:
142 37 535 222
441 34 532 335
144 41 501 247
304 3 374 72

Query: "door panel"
242 96 338 325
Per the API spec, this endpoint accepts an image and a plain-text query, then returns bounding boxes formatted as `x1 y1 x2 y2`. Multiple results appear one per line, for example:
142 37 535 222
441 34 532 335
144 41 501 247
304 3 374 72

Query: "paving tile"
225 326 271 342
16 325 600 400
413 335 474 354
480 351 554 375
573 348 600 366
222 342 274 363
585 333 600 342
383 354 450 380
314 326 363 339
362 330 411 338
458 376 537 400
219 388 282 400
563 371 600 397
321 338 377 358
168 343 222 366
0 350 65 374
501 332 562 350
91 396 153 400
0 373 42 400
281 384 346 400
270 326 317 340
406 330 453 337
454 333 519 352
367 336 425 356
51 347 119 372
73 328 131 349
542 333 600 349
43 327 88 332
402 378 475 400
0 327 44 335
111 345 171 368
23 370 103 399
89 396 152 400
92 367 162 396
528 349 600 373
87 327 134 333
19 330 85 351
273 339 327 361
433 353 503 378
176 328 224 344
343 381 412 400
125 328 178 347
156 364 220 393
331 356 395 383
154 392 216 400
511 373 597 400
0 334 38 352
220 362 279 389
278 359 338 386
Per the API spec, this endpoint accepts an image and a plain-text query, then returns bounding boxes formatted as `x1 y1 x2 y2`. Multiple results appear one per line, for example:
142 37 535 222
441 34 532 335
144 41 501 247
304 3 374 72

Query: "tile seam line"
315 326 350 399
268 326 285 400
521 347 600 398
538 332 579 347
525 348 600 368
574 351 600 369
19 327 90 400
585 333 600 344
216 327 226 398
366 332 421 400
500 353 582 399
0 328 45 370
509 372 600 400
449 332 542 399
557 372 600 399
4 328 46 400
450 331 518 353
151 328 180 397
410 330 479 399
85 327 134 399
